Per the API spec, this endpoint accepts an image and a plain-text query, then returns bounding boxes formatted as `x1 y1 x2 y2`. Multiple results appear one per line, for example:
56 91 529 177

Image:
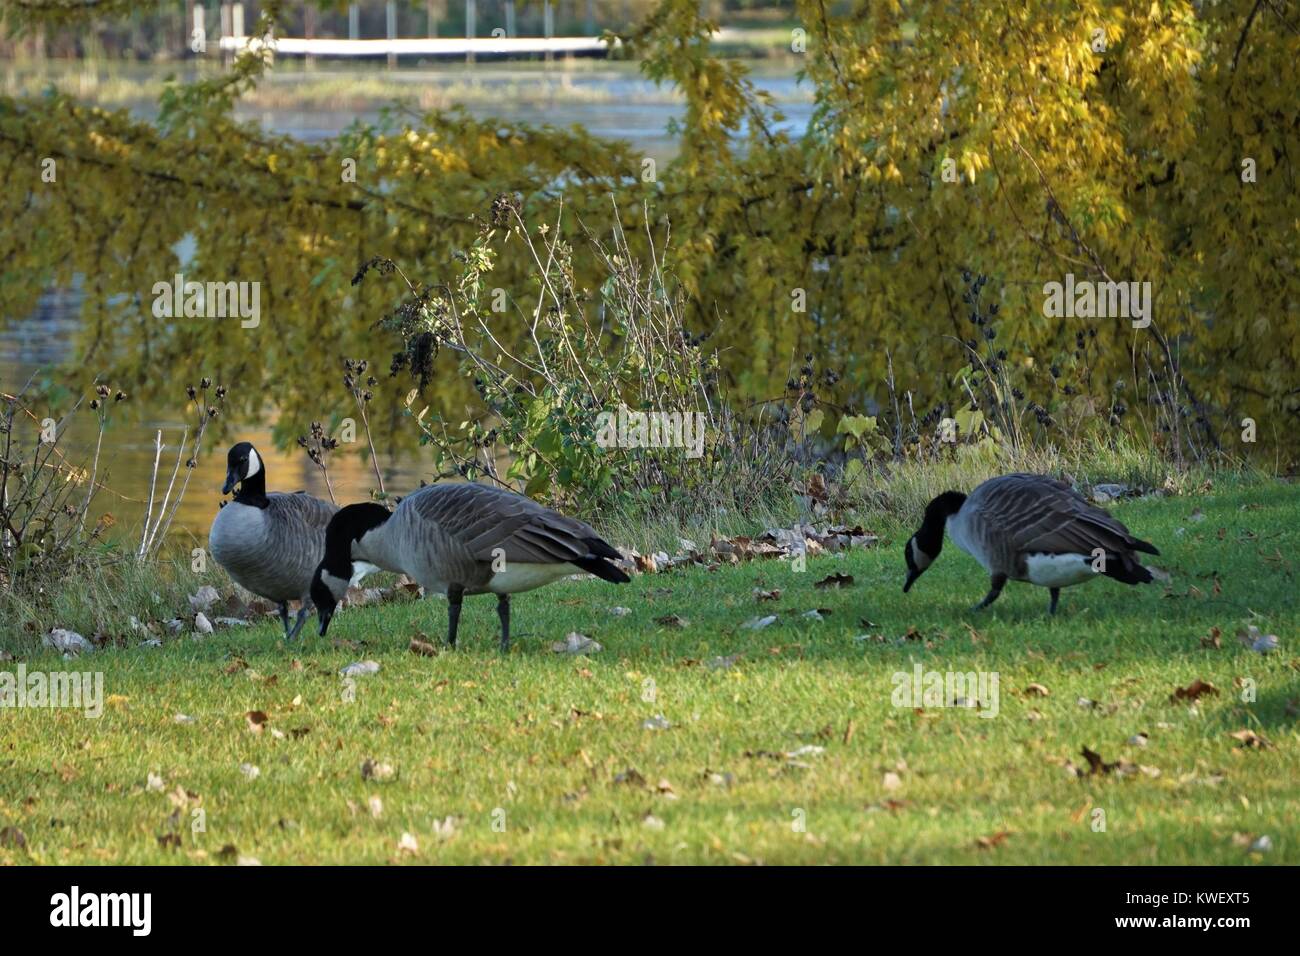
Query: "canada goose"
309 482 631 650
902 473 1159 614
209 441 365 639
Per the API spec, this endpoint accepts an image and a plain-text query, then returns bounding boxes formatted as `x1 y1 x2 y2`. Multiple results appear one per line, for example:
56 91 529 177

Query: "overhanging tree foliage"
1 0 1296 470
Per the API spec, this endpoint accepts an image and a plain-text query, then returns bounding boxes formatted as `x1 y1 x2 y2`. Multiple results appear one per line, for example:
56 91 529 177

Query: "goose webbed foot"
970 574 1007 612
1048 587 1061 615
446 585 464 648
497 593 511 653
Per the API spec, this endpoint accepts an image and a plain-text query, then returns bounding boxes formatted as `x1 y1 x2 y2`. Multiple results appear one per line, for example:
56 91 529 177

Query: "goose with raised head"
209 441 366 639
310 482 631 650
902 473 1159 614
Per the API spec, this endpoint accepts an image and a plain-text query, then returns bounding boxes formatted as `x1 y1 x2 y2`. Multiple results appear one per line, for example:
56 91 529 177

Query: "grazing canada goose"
209 441 367 639
309 482 631 650
902 473 1159 614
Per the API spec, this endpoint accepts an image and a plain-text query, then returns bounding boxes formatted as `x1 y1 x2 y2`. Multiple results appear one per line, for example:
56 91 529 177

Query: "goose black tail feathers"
575 537 632 584
1100 552 1156 585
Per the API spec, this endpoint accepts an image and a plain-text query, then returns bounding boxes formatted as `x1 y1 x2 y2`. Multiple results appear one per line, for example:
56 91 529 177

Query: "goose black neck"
917 490 966 553
234 469 268 507
322 503 391 576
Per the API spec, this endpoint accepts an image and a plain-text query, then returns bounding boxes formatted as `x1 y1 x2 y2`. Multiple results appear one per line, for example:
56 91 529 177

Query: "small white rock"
189 585 221 612
44 628 93 656
239 763 260 781
787 745 826 759
551 632 603 655
1250 835 1273 853
642 715 671 731
609 606 632 617
193 612 214 635
340 660 381 677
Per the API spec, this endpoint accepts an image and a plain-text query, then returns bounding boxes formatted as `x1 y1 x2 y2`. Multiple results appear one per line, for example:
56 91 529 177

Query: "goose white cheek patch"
322 570 351 599
244 448 262 479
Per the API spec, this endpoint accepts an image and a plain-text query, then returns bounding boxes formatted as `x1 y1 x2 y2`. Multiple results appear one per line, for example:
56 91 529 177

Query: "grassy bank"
2 475 1295 864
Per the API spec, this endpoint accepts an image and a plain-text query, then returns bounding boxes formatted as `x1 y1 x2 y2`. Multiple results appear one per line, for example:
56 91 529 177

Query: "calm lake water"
0 58 811 540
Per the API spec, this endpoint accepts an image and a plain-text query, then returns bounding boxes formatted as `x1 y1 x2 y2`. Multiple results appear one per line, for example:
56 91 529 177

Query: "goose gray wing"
408 483 618 564
261 492 339 596
972 474 1158 557
267 491 338 533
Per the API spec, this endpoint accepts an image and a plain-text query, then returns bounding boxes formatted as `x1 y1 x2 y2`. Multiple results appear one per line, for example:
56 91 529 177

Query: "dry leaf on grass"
1170 679 1219 703
814 572 854 589
1227 729 1272 750
975 831 1013 850
361 759 396 781
408 636 439 657
1236 625 1279 654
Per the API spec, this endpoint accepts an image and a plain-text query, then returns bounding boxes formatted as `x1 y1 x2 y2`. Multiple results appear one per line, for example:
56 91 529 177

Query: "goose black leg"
446 584 464 648
285 604 310 641
277 602 291 638
1048 587 1061 615
497 594 511 653
971 574 1007 611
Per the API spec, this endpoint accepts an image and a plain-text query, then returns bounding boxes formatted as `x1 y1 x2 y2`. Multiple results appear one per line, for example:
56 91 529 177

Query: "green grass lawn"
2 480 1297 864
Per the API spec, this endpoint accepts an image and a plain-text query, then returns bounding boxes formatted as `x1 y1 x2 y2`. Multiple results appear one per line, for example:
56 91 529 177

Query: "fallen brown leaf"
1170 679 1219 703
813 572 854 589
409 636 440 657
975 830 1013 849
1227 729 1272 750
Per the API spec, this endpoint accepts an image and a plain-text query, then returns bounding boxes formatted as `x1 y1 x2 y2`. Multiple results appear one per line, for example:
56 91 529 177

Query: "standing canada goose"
309 482 631 650
902 473 1159 614
210 441 364 639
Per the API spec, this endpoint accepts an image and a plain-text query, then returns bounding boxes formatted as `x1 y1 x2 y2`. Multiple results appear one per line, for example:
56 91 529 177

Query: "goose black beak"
222 469 237 495
903 569 920 593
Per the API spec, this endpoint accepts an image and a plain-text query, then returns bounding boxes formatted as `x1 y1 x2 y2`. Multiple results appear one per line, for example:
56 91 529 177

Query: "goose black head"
314 502 392 637
903 490 967 593
310 563 349 637
223 441 264 496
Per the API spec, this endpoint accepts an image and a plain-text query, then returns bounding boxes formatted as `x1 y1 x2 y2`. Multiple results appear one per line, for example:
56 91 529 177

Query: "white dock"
218 35 616 58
